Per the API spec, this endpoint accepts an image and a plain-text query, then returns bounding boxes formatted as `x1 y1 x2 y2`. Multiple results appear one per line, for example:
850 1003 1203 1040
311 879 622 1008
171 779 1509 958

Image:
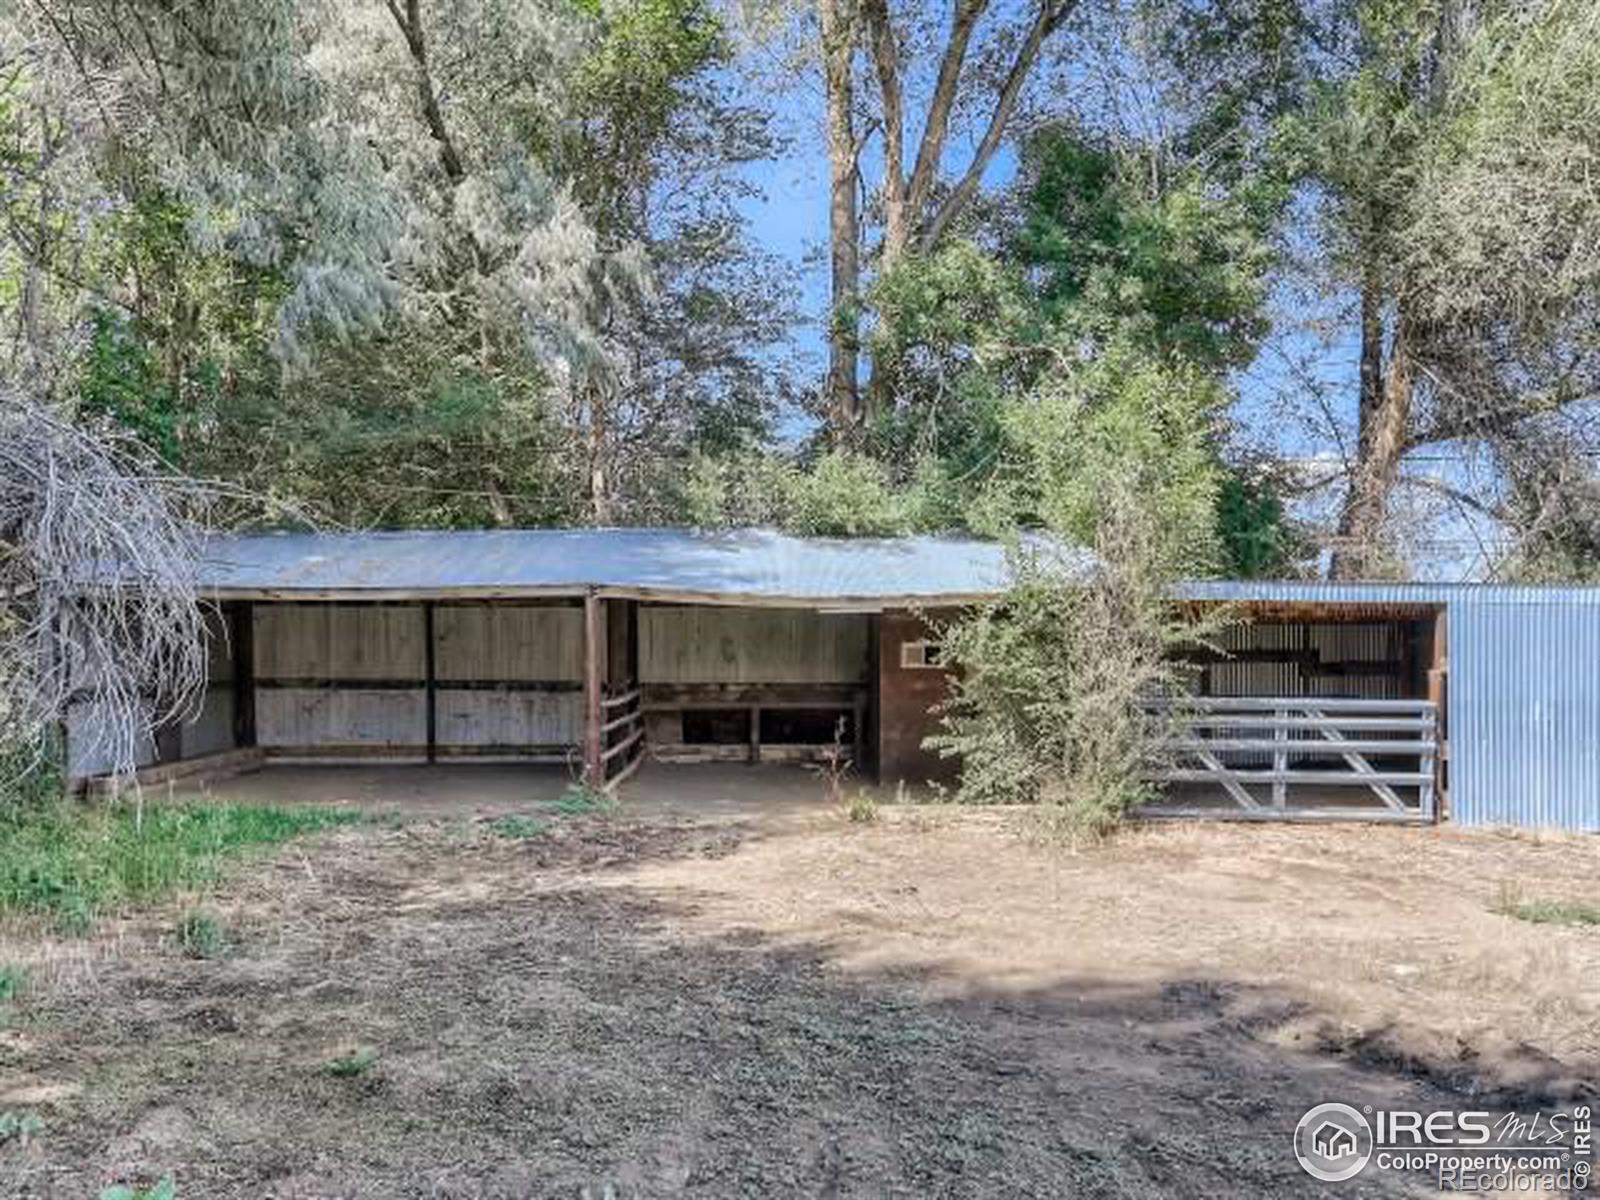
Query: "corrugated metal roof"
1178 580 1600 605
195 528 1092 605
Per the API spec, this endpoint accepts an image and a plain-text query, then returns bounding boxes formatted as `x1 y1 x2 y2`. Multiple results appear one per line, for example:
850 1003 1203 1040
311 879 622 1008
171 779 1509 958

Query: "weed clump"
0 800 359 928
1493 882 1600 927
323 1047 379 1077
175 911 229 959
546 784 617 818
488 814 548 840
0 964 25 1003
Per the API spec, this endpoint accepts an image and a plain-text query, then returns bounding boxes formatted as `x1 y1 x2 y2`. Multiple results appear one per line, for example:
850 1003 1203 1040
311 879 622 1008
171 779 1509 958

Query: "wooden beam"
423 601 437 764
1426 608 1449 821
231 601 256 749
583 591 603 785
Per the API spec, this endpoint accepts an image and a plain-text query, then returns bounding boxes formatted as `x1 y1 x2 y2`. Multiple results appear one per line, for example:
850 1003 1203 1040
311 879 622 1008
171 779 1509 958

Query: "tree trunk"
587 381 613 525
1332 289 1414 579
820 0 861 438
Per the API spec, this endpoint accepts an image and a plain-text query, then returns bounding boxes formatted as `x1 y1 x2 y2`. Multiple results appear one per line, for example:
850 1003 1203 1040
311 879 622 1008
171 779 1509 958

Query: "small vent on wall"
900 639 943 669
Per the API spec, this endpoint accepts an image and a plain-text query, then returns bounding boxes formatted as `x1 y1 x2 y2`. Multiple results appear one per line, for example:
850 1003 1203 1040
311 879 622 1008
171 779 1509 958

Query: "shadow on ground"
0 813 1590 1199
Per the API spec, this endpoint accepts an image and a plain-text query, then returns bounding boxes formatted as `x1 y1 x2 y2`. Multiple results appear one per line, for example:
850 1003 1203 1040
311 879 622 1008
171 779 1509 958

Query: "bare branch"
903 0 988 229
386 0 466 185
917 0 1078 251
0 389 210 783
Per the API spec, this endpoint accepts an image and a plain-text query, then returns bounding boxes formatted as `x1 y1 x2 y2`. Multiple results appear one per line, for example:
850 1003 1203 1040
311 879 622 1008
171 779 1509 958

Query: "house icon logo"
1313 1121 1358 1159
1294 1103 1374 1182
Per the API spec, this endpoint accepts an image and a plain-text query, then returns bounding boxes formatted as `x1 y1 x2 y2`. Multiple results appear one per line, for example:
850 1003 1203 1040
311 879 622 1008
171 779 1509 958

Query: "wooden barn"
68 529 1600 832
69 529 1042 792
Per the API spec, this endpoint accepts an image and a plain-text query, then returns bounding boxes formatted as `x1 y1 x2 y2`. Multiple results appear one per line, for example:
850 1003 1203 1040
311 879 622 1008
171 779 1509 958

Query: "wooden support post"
423 601 437 764
852 692 867 776
748 704 760 765
584 591 603 785
1426 608 1448 822
231 602 256 749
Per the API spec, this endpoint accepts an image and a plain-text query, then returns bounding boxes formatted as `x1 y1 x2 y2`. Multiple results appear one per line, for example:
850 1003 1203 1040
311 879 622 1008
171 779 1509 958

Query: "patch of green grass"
545 783 618 818
0 965 25 1003
487 814 548 840
99 1177 175 1200
0 800 360 928
0 1110 44 1144
323 1047 379 1077
1493 881 1600 927
175 911 229 959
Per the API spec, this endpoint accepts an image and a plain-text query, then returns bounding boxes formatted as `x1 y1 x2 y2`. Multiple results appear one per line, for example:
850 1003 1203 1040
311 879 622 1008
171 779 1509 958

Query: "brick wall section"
877 609 958 786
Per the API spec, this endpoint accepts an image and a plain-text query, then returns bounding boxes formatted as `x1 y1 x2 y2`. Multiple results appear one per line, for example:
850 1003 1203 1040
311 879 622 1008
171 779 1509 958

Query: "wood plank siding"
639 607 869 684
252 602 583 760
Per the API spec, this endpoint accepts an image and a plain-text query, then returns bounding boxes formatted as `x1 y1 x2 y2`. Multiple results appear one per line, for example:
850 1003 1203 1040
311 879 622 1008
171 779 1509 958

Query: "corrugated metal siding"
1209 622 1410 700
1448 598 1600 832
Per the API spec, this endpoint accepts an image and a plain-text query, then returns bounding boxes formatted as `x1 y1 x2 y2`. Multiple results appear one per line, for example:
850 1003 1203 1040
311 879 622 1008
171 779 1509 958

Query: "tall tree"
3 0 792 528
1284 0 1600 577
815 0 1079 435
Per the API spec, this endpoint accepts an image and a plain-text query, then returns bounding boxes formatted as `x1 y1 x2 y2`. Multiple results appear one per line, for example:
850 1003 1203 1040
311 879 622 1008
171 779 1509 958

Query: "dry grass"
0 800 1595 1198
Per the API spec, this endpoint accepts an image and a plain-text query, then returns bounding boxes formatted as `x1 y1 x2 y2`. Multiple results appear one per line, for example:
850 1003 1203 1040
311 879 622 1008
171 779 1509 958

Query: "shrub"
928 481 1226 836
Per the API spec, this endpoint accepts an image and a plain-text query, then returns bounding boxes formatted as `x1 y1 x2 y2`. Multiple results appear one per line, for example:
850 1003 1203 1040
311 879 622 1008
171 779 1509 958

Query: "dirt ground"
2 766 1597 1198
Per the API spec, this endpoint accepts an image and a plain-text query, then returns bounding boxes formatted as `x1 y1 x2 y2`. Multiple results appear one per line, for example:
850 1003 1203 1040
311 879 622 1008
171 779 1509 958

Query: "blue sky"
717 34 1503 579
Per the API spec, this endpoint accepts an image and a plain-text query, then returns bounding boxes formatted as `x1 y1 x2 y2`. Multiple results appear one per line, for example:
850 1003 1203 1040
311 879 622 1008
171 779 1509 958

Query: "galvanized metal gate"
1146 697 1438 822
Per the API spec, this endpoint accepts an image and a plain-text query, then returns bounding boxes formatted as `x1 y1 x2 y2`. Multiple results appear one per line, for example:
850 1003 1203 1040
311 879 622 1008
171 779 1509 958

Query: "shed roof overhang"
189 527 1090 609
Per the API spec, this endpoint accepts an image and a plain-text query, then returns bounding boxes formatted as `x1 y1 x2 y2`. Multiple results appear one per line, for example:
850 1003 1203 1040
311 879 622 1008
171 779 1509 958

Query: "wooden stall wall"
253 601 585 762
180 606 238 759
67 605 241 781
432 603 583 758
639 606 870 765
254 604 428 759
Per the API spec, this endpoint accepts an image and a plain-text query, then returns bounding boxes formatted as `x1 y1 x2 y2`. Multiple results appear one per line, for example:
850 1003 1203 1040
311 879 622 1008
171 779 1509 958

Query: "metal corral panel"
640 606 870 684
1449 598 1600 832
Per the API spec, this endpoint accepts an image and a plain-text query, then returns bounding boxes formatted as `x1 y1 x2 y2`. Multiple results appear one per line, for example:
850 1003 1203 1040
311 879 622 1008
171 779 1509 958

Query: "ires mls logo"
1294 1103 1374 1182
1293 1102 1594 1187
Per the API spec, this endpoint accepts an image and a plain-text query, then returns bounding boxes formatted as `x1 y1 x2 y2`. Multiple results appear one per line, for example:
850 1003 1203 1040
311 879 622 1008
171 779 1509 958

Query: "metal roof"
195 528 1093 605
1177 580 1600 606
197 528 1600 607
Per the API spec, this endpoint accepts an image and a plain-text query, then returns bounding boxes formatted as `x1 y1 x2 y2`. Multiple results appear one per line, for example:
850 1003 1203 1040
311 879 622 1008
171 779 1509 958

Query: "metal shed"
71 530 1600 833
1179 581 1600 832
